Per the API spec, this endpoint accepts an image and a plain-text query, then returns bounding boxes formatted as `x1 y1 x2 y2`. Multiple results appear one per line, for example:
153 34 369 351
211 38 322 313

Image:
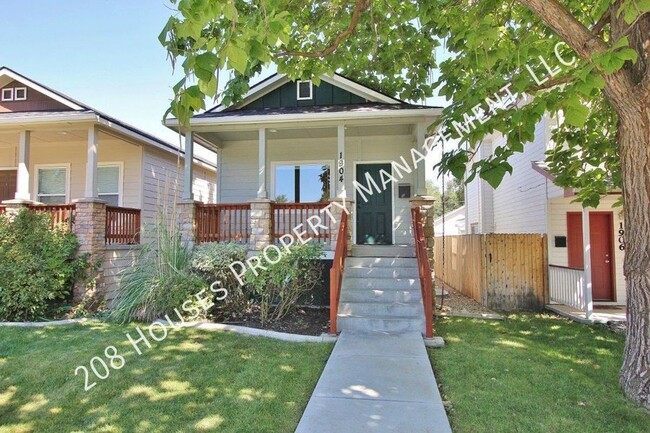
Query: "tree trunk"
618 98 650 409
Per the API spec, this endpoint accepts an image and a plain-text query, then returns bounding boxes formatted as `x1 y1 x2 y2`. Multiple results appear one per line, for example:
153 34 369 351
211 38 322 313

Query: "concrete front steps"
338 255 425 334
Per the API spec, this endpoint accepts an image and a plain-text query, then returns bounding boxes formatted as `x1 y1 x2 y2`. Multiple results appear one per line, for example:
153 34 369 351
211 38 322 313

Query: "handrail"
411 207 434 338
329 210 349 335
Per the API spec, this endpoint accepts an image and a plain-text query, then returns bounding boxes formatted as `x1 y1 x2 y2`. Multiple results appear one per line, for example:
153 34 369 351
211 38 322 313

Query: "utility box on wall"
398 183 411 199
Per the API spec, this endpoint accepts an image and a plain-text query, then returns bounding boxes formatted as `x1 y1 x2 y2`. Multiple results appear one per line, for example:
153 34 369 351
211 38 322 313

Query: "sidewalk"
295 331 452 433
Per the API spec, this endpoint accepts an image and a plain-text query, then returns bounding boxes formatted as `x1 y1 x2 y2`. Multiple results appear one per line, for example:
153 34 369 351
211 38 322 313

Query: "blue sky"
0 1 450 183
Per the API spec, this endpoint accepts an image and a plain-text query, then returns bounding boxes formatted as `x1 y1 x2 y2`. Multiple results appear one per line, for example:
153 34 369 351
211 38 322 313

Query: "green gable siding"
243 80 367 110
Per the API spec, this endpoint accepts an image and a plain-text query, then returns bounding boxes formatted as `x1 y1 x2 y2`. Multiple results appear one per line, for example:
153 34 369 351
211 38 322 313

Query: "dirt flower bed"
218 305 330 336
435 285 499 317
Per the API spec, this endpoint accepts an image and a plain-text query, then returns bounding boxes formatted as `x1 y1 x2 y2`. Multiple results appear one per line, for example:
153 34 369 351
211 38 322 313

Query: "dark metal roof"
195 102 439 119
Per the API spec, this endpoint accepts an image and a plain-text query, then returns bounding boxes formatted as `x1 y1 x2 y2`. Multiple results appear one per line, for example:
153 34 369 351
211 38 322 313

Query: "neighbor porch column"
415 123 427 196
182 130 194 200
257 128 267 198
336 125 346 199
15 130 31 201
216 147 223 203
85 125 99 199
582 208 594 319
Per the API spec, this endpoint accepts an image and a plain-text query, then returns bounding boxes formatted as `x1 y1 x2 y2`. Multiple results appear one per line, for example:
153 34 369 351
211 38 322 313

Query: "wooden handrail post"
410 196 436 338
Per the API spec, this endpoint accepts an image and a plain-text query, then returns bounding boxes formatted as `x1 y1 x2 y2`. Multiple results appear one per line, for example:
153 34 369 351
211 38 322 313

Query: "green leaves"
564 95 590 128
225 43 248 74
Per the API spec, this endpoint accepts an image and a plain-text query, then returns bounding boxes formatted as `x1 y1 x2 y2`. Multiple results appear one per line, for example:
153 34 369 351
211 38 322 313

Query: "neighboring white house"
465 115 626 310
434 205 465 236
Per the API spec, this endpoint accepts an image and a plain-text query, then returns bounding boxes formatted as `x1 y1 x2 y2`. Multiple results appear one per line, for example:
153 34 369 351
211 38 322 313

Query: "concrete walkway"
295 331 452 433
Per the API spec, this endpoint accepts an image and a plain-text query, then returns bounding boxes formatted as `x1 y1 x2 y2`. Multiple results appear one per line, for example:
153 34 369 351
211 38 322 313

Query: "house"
434 205 465 236
165 73 441 336
465 115 626 318
0 66 218 301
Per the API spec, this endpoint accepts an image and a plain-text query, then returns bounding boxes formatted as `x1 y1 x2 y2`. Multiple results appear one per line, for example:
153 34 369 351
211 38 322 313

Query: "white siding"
547 194 625 305
141 147 216 225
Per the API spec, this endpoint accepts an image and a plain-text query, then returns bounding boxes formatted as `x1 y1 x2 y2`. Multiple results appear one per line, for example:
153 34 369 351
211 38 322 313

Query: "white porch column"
15 130 31 200
415 122 427 196
216 147 223 203
582 208 594 319
257 128 267 199
84 126 99 199
182 130 194 200
336 125 346 199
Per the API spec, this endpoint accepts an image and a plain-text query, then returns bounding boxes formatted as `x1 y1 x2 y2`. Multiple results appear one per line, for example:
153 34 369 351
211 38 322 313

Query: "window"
14 87 27 101
98 164 121 206
274 163 331 203
296 80 313 100
36 166 68 204
1 88 13 102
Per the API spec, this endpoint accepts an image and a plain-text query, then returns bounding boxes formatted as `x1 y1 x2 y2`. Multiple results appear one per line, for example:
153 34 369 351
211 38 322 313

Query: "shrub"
246 242 324 324
107 206 205 324
191 242 250 319
0 209 91 321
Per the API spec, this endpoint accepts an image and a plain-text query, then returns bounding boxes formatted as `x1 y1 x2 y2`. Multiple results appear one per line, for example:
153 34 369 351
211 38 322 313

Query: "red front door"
0 170 16 202
567 212 615 301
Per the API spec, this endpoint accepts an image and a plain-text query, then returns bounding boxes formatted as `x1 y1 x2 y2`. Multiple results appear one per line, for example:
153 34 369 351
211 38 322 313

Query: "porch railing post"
250 199 273 251
72 198 106 303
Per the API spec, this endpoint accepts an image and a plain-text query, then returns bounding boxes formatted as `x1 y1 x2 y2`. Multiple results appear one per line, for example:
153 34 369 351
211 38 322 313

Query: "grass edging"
0 318 89 327
153 320 339 343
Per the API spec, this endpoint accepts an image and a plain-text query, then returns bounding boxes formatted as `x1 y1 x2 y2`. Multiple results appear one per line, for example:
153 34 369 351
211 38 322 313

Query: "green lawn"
0 322 332 433
430 314 649 433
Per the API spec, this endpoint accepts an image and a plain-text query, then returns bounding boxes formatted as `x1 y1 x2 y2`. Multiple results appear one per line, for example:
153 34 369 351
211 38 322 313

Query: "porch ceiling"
196 123 414 145
0 128 119 147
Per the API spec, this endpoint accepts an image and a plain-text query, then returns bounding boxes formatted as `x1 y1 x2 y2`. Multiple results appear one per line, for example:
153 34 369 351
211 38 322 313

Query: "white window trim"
270 160 334 203
98 162 124 207
296 80 313 101
1 88 14 102
34 163 71 204
14 87 27 101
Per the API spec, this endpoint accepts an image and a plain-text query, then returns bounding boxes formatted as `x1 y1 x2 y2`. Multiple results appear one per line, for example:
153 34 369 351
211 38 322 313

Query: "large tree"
160 0 650 407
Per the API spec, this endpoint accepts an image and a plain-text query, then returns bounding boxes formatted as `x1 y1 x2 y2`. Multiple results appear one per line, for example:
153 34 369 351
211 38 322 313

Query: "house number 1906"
618 222 625 251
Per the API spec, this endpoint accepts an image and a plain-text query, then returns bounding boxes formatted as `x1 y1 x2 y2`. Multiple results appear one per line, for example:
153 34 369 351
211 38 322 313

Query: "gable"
239 80 368 111
0 79 72 113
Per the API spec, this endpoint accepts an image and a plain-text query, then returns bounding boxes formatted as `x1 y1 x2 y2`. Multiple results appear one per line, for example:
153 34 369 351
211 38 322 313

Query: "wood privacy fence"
433 234 548 311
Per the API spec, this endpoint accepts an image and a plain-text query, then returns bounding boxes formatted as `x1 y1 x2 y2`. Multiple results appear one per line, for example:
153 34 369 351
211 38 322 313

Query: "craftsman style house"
0 66 217 300
166 73 441 337
465 115 626 318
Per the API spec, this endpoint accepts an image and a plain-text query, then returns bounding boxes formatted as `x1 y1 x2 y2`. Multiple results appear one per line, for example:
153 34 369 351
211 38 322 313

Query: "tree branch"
592 9 610 36
516 0 636 110
528 75 575 92
278 0 372 58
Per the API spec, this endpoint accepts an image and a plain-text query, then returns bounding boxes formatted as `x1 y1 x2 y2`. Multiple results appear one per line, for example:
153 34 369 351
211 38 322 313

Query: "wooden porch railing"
412 207 434 338
329 211 349 335
549 265 586 310
195 203 251 244
0 206 5 215
30 204 76 230
272 202 332 244
105 206 141 245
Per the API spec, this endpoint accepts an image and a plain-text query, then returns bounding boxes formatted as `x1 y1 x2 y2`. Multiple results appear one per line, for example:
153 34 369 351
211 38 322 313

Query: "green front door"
356 163 392 245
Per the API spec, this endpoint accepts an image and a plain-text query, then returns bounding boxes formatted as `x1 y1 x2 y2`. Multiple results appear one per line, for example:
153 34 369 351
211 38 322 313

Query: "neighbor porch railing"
272 202 332 244
105 206 141 245
0 206 5 215
195 203 251 244
549 265 586 310
30 204 76 230
329 210 349 335
412 207 434 338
